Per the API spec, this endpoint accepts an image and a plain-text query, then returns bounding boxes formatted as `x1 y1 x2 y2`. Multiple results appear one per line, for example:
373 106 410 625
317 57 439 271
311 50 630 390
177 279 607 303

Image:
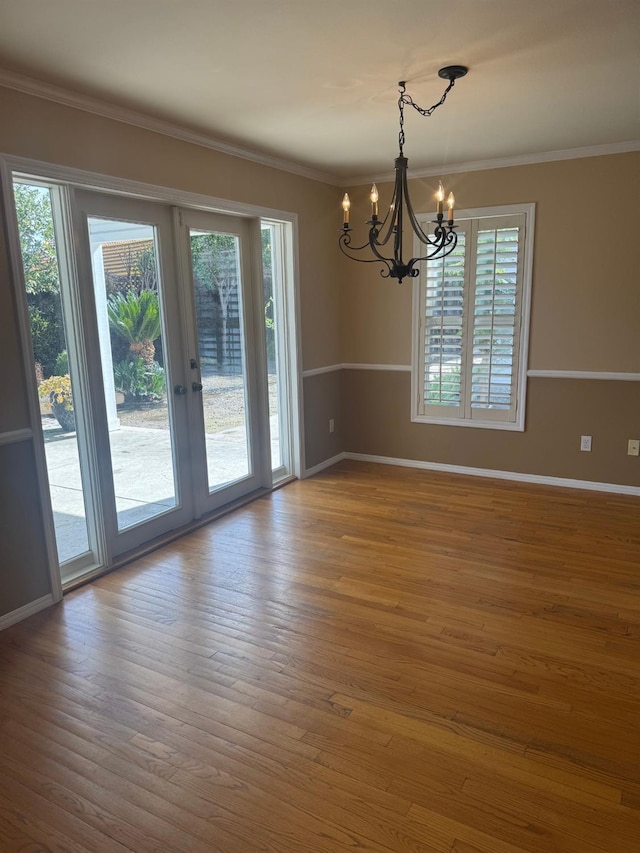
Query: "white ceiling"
0 0 638 181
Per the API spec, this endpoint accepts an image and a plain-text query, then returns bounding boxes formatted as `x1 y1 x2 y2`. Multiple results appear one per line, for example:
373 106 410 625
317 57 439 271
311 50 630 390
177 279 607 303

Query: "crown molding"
2 68 637 195
0 67 340 187
344 140 640 187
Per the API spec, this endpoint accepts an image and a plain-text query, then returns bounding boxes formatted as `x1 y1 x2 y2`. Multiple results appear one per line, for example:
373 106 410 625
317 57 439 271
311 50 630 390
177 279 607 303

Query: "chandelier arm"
372 171 402 248
400 165 440 246
338 231 394 275
409 231 459 269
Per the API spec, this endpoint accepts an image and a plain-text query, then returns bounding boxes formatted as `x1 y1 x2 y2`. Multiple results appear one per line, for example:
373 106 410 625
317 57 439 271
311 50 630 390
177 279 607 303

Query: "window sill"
411 413 524 431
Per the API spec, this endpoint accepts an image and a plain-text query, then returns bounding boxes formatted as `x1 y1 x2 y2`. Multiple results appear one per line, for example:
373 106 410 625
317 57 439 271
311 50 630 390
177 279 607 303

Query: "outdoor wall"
340 152 640 486
0 84 343 620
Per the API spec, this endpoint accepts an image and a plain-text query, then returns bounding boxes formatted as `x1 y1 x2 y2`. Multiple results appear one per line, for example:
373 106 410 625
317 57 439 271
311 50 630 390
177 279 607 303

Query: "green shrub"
113 358 165 402
55 349 69 375
28 303 65 377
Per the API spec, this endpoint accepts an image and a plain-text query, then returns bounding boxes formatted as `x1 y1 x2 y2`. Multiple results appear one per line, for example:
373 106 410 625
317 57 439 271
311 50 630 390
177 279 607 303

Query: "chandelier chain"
398 76 457 155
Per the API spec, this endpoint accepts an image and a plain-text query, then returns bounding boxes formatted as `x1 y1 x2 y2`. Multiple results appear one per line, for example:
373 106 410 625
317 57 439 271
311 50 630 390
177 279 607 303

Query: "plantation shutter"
417 211 527 425
422 230 467 414
467 214 524 422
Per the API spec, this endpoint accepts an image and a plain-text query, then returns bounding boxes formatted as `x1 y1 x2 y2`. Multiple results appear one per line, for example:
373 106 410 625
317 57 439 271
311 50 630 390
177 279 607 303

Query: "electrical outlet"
329 418 335 433
628 439 640 456
580 435 592 452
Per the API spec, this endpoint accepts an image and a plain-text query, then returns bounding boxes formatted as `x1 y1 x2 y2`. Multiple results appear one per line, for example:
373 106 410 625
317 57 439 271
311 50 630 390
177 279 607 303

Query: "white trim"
0 160 63 604
342 362 412 372
343 453 640 497
410 413 524 431
6 154 300 224
302 365 640 382
303 452 347 479
0 428 33 446
0 68 338 186
303 363 411 378
303 364 342 378
346 140 640 186
527 370 640 381
3 68 635 192
0 594 55 631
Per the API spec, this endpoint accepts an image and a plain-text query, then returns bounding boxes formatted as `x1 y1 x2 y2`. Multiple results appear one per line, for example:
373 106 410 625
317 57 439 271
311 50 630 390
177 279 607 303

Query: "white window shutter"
414 207 530 429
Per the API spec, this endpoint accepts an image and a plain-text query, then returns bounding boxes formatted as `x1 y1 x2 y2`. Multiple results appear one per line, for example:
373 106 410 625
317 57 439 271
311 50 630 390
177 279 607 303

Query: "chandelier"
339 66 468 284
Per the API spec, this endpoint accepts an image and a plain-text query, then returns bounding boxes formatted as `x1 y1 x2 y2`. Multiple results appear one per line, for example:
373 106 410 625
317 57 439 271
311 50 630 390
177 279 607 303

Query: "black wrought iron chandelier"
339 66 468 284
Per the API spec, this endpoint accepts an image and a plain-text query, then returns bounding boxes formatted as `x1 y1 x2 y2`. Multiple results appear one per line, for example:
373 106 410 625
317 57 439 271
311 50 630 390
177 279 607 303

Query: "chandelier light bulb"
342 193 350 226
447 192 455 221
370 183 379 217
436 182 445 215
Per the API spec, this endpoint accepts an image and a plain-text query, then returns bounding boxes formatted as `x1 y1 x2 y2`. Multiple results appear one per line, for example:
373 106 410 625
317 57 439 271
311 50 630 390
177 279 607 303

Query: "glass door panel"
178 209 268 516
189 228 251 491
86 216 178 530
13 180 96 576
261 222 292 476
74 191 193 556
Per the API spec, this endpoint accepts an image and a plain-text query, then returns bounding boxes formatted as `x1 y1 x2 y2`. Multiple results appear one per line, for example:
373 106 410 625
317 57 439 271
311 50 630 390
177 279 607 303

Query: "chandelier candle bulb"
436 182 445 216
447 192 455 222
370 183 379 218
342 193 350 227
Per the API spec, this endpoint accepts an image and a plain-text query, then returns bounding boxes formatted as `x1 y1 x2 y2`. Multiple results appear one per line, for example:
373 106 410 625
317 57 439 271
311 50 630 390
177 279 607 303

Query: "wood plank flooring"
1 460 639 852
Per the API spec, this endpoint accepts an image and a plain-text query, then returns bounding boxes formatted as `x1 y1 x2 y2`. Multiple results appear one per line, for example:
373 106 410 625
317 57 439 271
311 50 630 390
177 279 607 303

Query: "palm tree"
107 290 162 365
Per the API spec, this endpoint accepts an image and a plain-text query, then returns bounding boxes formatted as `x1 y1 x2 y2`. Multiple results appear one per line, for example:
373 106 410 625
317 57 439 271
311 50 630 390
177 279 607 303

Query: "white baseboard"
336 452 640 496
302 452 347 478
0 593 55 631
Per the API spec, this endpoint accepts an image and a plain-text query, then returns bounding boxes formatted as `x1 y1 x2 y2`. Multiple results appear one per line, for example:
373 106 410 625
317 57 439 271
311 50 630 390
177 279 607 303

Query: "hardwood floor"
1 460 639 852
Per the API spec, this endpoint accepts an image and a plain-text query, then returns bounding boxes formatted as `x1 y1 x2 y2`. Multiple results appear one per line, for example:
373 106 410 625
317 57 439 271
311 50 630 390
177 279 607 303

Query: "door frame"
1 153 303 590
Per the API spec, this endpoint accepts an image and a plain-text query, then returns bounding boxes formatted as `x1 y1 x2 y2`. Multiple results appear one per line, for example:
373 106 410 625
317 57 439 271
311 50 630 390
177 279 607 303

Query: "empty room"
0 1 638 851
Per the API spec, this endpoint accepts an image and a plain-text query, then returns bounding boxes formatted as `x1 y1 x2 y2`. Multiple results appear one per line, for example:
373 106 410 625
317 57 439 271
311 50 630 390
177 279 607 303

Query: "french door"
12 178 281 580
71 190 271 561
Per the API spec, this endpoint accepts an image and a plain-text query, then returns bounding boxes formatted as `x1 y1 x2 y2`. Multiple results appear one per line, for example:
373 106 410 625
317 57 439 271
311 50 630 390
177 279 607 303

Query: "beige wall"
341 153 640 371
343 372 640 487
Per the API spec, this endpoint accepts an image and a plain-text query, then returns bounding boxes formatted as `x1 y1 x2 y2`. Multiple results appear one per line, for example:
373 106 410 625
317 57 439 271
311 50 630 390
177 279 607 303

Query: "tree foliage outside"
14 183 66 377
190 232 239 369
105 243 157 295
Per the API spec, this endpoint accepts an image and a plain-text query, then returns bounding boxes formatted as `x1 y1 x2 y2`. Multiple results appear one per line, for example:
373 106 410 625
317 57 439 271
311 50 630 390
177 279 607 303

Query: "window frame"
411 202 535 432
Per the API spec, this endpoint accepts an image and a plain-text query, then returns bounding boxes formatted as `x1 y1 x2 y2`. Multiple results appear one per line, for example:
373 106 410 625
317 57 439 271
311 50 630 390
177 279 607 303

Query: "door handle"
173 384 187 395
192 382 203 392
